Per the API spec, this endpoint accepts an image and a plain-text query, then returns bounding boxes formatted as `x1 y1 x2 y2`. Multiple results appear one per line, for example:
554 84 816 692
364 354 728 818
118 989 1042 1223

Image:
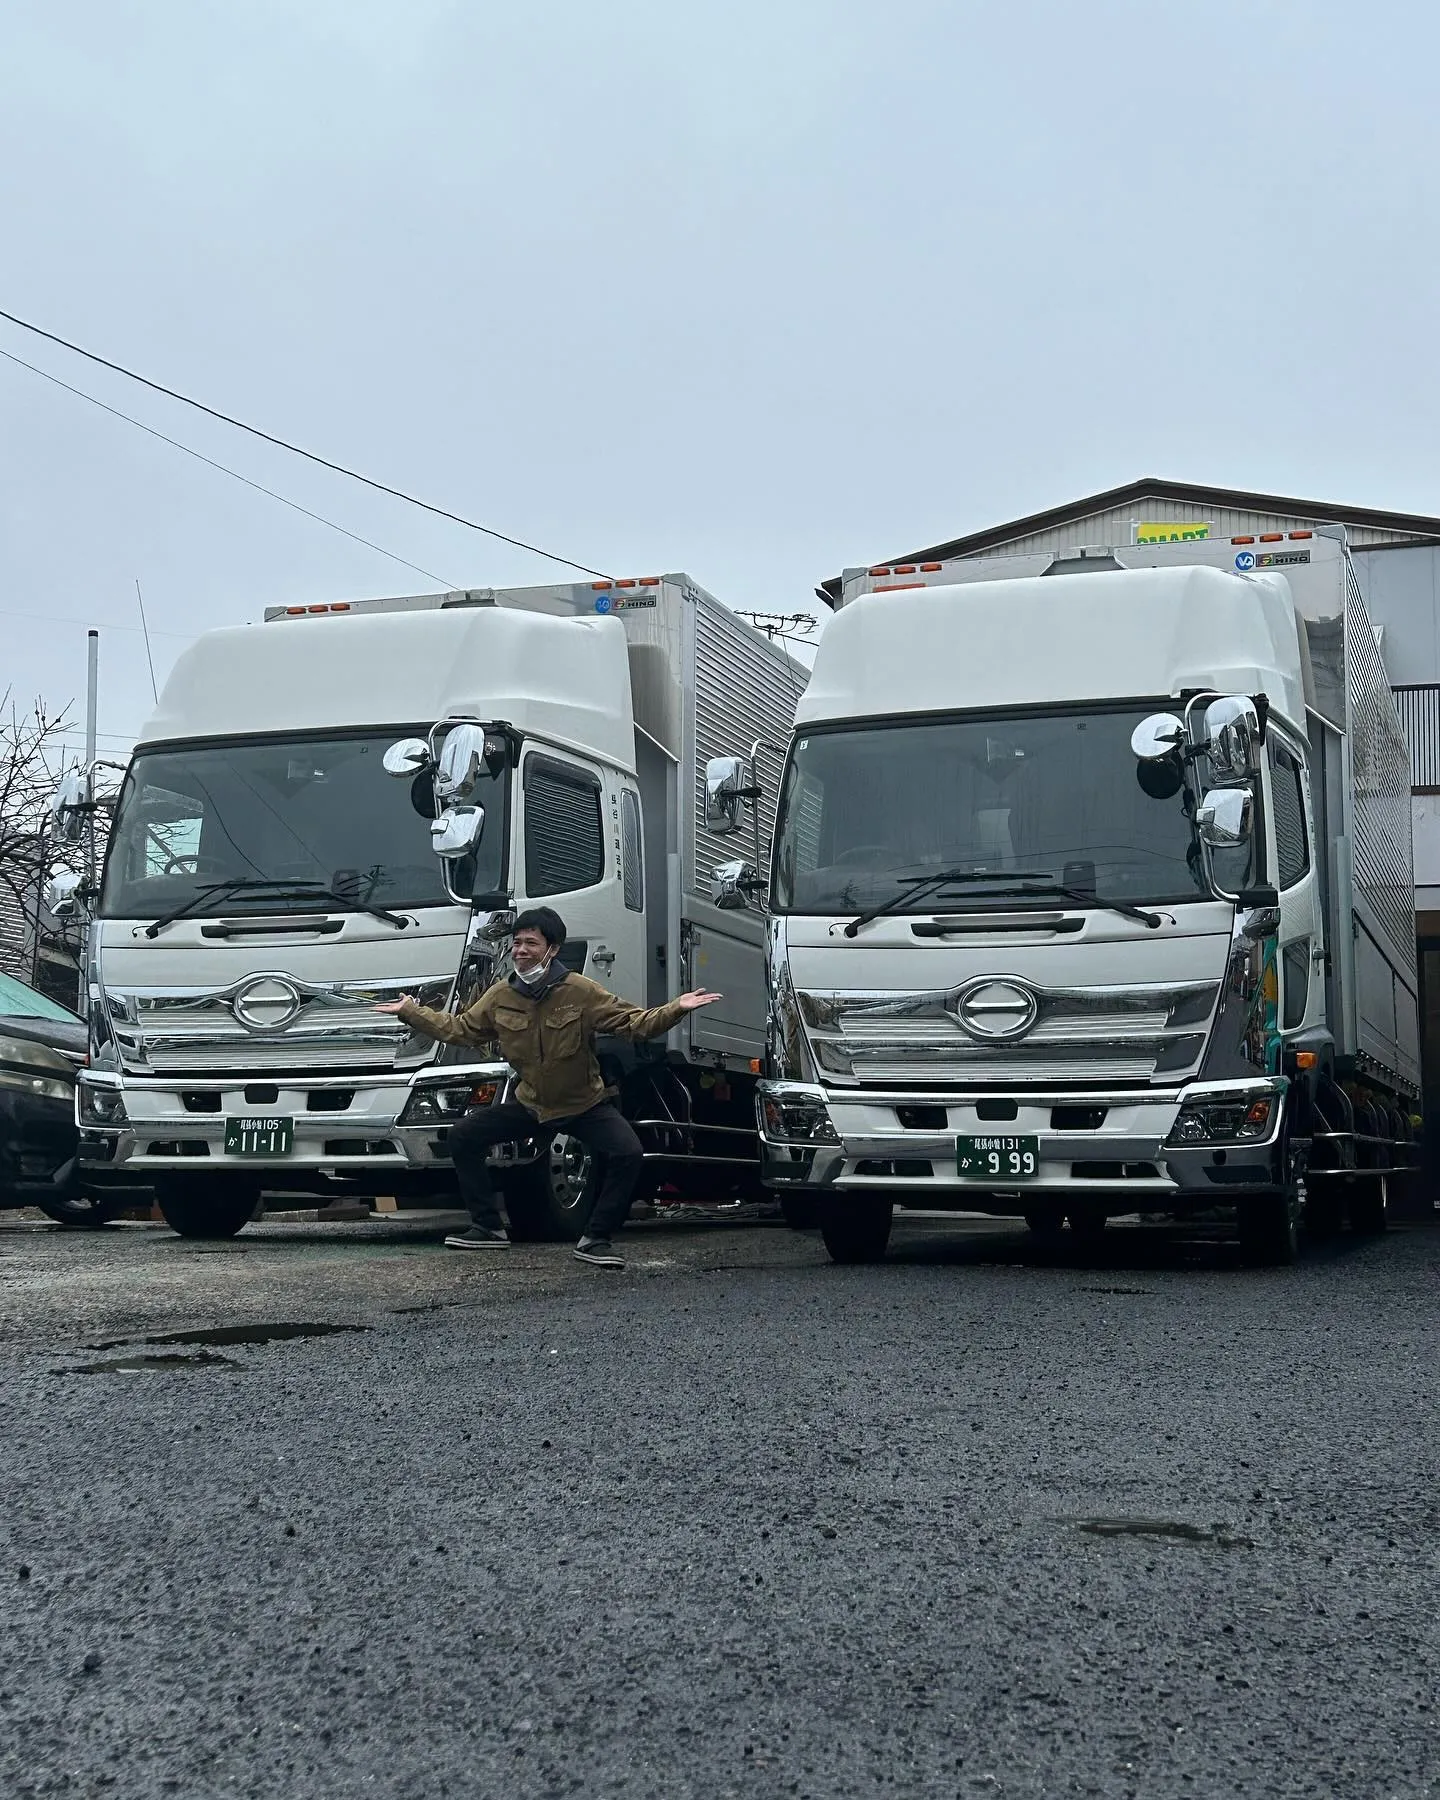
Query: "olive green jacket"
397 973 688 1123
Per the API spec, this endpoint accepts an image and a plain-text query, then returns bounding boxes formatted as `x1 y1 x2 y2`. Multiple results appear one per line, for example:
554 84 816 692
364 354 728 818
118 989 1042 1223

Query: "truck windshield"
772 706 1243 914
100 732 506 920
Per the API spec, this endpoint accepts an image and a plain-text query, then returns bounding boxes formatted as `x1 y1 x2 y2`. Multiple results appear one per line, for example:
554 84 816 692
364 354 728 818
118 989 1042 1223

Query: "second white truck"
714 528 1419 1265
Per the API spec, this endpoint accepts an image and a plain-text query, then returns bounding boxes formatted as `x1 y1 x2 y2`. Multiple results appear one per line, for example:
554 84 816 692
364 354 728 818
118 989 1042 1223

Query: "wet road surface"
2 1208 1436 1797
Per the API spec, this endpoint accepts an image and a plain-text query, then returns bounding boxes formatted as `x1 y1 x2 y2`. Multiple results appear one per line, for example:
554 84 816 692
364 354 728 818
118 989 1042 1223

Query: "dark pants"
446 1099 644 1238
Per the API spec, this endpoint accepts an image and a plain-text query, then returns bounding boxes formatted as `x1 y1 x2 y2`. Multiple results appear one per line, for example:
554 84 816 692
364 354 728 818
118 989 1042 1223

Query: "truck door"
1269 736 1324 1039
515 750 644 1002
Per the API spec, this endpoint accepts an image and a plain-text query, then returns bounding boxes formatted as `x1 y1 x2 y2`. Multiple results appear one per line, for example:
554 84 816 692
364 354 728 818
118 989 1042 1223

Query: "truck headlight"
1166 1095 1275 1146
758 1089 839 1145
399 1079 501 1125
78 1083 127 1125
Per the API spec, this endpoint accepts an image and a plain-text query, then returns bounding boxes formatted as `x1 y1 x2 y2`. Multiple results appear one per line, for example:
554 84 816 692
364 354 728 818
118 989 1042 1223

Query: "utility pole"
83 629 98 1013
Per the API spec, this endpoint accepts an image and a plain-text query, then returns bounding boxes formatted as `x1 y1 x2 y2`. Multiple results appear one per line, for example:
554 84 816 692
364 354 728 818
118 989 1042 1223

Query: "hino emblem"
231 975 304 1034
951 977 1039 1042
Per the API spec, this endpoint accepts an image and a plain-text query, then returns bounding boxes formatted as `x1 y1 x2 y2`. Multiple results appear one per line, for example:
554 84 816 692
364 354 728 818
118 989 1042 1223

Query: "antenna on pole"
734 610 818 645
134 579 159 702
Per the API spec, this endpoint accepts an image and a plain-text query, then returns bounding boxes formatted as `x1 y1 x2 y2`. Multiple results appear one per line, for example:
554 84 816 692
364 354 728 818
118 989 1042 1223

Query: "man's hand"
375 998 413 1014
676 990 723 1011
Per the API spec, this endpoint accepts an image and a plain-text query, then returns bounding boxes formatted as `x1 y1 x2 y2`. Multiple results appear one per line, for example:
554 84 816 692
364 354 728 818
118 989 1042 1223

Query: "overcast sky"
4 0 1438 759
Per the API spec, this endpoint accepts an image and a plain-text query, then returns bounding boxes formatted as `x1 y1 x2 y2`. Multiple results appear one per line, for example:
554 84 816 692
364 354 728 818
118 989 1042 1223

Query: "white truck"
63 575 803 1239
713 527 1420 1265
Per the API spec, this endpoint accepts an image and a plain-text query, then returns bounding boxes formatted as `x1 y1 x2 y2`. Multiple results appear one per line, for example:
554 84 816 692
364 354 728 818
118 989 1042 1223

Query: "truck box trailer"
64 574 805 1240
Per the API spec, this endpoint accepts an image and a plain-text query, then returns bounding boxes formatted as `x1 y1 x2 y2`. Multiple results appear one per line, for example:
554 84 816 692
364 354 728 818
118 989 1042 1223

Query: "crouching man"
377 906 720 1267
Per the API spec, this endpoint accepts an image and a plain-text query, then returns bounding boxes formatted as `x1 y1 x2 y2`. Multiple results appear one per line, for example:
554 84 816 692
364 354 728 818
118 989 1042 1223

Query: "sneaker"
444 1225 511 1249
573 1236 625 1269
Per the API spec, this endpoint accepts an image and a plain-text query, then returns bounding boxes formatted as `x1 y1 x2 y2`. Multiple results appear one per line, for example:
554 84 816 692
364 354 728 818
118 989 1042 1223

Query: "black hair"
511 906 567 948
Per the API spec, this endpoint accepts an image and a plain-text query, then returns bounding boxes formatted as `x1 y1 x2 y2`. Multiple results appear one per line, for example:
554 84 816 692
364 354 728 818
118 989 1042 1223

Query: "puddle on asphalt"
1071 1517 1254 1548
65 1350 240 1375
86 1321 371 1351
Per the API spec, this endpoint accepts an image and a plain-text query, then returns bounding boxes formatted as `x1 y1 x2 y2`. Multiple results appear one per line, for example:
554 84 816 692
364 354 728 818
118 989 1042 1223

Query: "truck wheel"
1348 1174 1387 1235
1066 1201 1109 1244
155 1176 260 1240
1237 1188 1300 1266
779 1190 822 1231
37 1191 122 1230
820 1196 893 1264
500 1134 598 1243
1024 1203 1066 1244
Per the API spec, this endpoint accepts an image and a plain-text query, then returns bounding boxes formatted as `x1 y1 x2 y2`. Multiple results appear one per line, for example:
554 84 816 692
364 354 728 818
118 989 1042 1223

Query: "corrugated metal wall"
976 501 1415 558
691 602 806 894
1346 566 1418 981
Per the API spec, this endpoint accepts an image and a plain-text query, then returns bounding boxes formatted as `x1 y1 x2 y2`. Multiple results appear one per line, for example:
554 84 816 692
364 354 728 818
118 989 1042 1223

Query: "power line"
0 305 613 580
0 604 194 640
0 347 459 589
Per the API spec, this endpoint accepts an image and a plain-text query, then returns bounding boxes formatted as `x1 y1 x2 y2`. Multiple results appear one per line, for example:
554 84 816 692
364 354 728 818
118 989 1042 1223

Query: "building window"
524 757 604 897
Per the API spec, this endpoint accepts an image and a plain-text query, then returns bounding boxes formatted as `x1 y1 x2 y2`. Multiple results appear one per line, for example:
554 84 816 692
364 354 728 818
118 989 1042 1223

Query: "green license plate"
956 1134 1039 1180
225 1116 294 1157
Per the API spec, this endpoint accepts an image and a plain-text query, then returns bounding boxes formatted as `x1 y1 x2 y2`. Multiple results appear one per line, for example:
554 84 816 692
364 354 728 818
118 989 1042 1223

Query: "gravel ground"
1 1208 1436 1799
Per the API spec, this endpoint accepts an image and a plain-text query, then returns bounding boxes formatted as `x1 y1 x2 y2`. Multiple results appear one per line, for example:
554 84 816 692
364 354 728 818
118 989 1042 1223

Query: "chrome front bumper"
756 1078 1287 1199
75 1063 517 1177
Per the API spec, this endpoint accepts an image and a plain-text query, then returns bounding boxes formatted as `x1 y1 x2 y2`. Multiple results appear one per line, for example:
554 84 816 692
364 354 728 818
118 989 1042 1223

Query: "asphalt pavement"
1 1207 1436 1799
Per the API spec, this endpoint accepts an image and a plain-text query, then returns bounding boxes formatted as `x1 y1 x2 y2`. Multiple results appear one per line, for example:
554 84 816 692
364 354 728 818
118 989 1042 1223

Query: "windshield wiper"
997 878 1163 931
144 878 410 939
842 868 1164 937
282 882 410 931
842 869 1036 937
144 879 278 939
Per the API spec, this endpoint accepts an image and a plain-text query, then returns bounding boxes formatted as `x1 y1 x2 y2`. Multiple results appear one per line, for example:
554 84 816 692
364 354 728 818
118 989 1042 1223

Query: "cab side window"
524 756 604 896
1270 743 1310 890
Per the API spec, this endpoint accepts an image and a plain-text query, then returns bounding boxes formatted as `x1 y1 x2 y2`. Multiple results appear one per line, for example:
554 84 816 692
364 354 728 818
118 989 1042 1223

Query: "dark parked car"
0 971 115 1228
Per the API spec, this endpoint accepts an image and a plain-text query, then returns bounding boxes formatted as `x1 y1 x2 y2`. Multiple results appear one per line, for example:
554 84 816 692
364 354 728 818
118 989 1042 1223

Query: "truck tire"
820 1196 893 1264
155 1175 261 1240
1237 1187 1300 1266
1024 1202 1067 1244
500 1134 598 1243
779 1190 822 1231
1348 1174 1387 1235
36 1191 122 1230
1065 1201 1109 1244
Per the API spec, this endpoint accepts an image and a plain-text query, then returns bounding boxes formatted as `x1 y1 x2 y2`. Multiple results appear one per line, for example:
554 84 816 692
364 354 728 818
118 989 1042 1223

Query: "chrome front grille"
103 975 450 1075
797 981 1217 1087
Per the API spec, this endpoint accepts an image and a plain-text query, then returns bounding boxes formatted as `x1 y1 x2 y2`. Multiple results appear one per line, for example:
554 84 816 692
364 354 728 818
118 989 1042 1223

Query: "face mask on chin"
514 953 553 987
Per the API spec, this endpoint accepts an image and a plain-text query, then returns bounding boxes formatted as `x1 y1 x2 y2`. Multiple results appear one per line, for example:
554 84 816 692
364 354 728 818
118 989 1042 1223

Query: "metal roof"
816 476 1440 604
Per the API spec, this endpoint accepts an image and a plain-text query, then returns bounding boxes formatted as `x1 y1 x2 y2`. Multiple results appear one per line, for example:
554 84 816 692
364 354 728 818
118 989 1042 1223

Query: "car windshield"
0 970 79 1022
772 706 1246 914
100 731 507 920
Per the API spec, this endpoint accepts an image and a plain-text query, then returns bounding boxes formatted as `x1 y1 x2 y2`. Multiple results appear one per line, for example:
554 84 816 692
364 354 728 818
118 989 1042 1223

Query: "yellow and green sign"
1136 521 1211 544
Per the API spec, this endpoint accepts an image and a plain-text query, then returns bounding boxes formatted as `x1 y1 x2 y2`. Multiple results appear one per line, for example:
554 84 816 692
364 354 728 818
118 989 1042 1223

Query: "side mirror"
383 738 431 778
430 804 486 859
435 723 495 804
45 871 84 921
50 768 89 844
712 858 760 910
1202 696 1261 781
1131 713 1187 762
705 755 747 835
1197 787 1253 848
